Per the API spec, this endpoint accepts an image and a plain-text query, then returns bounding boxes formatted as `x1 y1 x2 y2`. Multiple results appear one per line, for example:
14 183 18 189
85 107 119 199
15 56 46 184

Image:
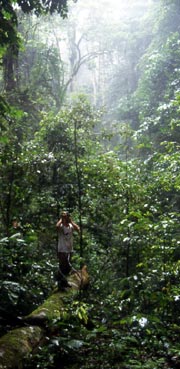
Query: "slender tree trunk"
5 165 15 236
3 45 18 93
74 120 83 257
125 128 130 277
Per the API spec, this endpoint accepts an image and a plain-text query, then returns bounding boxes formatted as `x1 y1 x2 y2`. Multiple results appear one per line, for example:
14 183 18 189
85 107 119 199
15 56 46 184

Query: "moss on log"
25 266 89 325
0 267 89 369
0 326 43 369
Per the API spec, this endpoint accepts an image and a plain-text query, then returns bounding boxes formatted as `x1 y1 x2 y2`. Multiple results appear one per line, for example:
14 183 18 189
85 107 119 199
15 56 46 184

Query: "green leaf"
66 339 85 349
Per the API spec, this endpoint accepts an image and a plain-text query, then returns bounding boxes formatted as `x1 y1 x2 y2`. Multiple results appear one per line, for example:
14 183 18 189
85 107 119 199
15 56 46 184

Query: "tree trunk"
3 45 18 93
0 266 89 369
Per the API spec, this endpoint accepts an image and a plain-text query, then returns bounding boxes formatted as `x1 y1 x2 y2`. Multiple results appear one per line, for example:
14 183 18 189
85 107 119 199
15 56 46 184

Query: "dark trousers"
55 252 72 288
58 252 72 276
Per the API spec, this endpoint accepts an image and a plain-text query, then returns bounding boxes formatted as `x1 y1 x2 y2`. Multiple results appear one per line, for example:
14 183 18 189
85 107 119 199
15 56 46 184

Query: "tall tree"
0 0 72 97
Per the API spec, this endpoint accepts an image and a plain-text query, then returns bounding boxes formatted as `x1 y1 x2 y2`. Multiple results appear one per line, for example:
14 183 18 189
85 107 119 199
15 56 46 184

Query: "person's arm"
56 218 62 228
70 219 80 233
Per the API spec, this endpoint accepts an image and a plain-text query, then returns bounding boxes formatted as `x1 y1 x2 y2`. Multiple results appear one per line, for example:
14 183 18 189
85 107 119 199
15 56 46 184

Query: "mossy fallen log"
24 265 89 325
0 266 89 369
0 326 43 369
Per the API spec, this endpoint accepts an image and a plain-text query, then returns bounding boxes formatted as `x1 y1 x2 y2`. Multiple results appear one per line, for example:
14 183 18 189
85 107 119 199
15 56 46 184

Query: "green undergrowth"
23 290 180 369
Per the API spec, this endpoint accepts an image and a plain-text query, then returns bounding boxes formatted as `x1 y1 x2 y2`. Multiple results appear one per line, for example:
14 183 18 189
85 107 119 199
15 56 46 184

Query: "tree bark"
0 266 89 369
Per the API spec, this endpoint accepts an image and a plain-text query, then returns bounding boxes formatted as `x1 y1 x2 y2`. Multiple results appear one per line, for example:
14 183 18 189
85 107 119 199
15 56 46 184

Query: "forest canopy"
0 0 179 369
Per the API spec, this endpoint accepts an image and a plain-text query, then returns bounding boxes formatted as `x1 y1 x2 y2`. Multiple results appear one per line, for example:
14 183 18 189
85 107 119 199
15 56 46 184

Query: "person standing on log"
56 211 80 288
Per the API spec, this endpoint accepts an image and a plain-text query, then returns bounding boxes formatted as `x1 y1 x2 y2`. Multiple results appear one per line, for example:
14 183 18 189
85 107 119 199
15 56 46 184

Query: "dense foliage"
0 0 179 368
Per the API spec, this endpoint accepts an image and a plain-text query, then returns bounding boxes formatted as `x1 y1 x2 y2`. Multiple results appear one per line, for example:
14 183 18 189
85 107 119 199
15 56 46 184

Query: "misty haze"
0 1 179 369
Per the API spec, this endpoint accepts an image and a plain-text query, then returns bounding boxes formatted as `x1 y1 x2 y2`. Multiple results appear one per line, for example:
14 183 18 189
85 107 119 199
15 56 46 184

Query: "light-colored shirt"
58 224 74 253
